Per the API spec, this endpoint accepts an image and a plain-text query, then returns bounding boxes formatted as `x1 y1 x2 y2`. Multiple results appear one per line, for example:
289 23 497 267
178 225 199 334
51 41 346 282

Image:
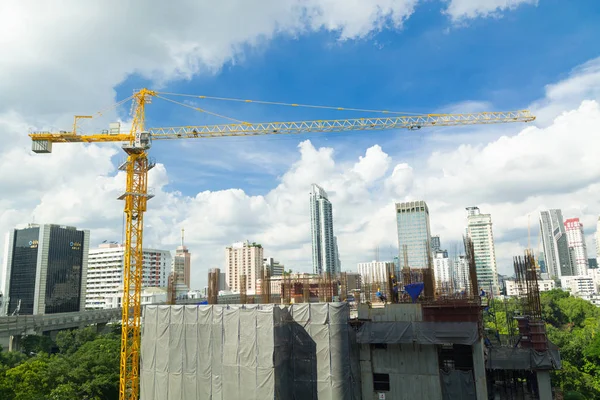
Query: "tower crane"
29 88 535 400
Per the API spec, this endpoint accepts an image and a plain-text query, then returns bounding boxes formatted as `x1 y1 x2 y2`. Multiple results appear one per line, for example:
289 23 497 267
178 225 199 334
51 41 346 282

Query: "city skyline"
0 0 599 292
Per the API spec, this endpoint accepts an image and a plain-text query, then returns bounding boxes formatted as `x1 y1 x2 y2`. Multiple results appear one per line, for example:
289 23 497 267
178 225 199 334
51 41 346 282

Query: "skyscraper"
466 207 499 294
540 209 574 278
310 184 337 275
172 228 191 294
433 250 451 287
564 218 589 276
396 200 431 269
1 224 89 316
225 241 264 294
431 235 441 253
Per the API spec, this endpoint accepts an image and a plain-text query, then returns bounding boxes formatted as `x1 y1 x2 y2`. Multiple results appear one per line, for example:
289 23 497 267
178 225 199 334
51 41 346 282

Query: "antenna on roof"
181 227 185 247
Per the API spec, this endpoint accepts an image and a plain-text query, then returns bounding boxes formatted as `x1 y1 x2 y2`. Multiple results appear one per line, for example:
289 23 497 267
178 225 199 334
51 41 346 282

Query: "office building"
433 250 451 287
263 258 284 277
357 261 394 286
172 229 191 294
564 218 589 276
561 276 595 297
225 241 264 294
453 255 469 292
506 279 556 297
310 184 338 275
396 200 431 269
540 209 574 278
466 207 499 294
86 243 172 309
431 235 441 253
1 224 89 315
209 267 228 292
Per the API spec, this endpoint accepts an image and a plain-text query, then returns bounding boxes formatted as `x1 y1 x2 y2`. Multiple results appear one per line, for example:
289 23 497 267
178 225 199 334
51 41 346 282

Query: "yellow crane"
29 88 535 400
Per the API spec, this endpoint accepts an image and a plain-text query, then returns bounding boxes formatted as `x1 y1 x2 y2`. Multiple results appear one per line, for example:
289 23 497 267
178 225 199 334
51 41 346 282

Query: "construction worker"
376 288 387 303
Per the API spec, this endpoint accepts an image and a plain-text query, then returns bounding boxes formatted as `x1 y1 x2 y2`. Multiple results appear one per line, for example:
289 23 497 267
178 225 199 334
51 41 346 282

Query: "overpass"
0 308 122 351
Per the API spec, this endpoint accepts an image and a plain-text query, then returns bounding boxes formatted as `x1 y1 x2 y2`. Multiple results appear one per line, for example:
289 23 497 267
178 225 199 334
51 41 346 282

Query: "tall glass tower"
1 224 89 316
540 209 574 278
396 200 431 269
310 184 338 275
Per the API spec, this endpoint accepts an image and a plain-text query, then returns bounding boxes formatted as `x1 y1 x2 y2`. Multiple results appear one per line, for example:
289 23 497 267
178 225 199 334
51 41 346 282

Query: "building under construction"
141 243 560 399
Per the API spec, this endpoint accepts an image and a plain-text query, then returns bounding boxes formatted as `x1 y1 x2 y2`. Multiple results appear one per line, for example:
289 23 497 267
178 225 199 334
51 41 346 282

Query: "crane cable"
155 91 424 115
154 94 250 124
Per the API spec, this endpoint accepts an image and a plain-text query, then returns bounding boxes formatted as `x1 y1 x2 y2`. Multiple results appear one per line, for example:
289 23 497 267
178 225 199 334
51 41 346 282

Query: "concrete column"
8 335 21 352
536 370 553 400
472 339 488 400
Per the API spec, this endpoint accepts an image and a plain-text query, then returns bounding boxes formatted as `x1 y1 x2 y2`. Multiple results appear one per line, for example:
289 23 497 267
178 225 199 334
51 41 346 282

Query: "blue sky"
111 0 600 198
3 0 600 286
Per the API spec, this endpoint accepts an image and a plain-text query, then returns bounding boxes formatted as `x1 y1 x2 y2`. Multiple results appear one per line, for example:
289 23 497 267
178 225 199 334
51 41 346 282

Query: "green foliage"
55 326 98 355
485 290 600 398
0 326 120 400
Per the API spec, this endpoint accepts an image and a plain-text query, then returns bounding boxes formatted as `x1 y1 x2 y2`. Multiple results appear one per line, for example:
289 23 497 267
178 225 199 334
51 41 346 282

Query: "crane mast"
28 89 536 400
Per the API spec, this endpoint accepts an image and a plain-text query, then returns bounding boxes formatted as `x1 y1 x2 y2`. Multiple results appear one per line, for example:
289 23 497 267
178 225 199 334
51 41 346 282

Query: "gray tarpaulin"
356 321 479 345
440 369 476 400
486 346 562 370
140 303 358 400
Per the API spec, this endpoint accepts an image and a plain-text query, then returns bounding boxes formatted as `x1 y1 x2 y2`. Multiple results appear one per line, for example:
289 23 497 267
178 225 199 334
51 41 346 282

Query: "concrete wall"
361 343 442 400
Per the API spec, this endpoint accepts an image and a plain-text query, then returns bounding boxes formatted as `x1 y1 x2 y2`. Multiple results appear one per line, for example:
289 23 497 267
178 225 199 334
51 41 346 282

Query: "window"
373 373 390 391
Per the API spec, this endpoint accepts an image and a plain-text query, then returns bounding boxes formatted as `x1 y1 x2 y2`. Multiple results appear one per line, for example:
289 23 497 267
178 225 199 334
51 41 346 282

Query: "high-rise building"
357 261 395 286
225 241 264 294
433 250 451 287
466 207 499 294
86 243 172 309
396 200 431 269
333 236 342 273
172 228 191 294
565 218 589 276
209 267 228 292
431 235 441 253
310 184 338 275
540 209 574 278
263 257 284 277
453 255 469 292
1 224 89 316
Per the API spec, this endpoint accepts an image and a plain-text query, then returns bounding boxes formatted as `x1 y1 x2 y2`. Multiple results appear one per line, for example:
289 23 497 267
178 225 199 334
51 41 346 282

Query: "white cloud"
1 1 597 291
0 0 418 122
444 0 537 22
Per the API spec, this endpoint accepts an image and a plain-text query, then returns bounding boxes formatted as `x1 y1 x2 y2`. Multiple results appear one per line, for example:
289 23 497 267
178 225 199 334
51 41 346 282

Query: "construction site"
139 238 561 400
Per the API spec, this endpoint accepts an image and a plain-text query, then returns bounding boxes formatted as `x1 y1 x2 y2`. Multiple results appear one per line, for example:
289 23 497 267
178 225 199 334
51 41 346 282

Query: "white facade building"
505 280 556 297
466 207 499 294
104 287 167 309
433 251 452 287
453 255 470 292
587 268 600 293
357 261 394 286
310 184 338 275
85 243 172 309
560 275 595 297
225 241 264 294
565 218 589 276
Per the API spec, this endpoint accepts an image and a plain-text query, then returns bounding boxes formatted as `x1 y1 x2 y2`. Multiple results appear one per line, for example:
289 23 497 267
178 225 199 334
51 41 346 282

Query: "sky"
1 0 600 290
